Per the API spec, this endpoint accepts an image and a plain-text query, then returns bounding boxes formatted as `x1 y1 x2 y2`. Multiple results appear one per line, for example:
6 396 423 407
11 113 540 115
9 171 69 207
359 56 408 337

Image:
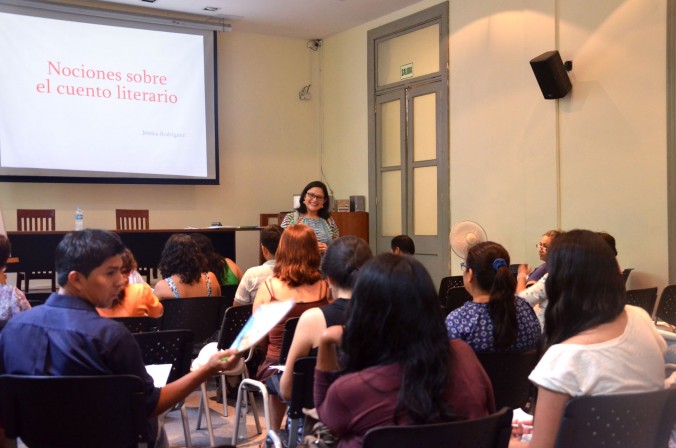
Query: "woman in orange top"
97 249 163 318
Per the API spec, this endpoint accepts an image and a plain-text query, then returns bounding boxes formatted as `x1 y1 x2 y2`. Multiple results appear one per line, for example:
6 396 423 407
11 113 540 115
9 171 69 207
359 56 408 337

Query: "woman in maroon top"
314 254 495 448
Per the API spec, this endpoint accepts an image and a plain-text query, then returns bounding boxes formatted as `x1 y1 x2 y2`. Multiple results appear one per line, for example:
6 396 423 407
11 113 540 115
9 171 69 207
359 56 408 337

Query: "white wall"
0 31 321 271
322 0 669 289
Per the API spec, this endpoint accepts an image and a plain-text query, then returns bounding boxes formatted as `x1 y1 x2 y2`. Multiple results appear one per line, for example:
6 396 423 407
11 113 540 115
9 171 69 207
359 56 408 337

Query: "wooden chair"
115 208 150 230
0 374 149 448
134 329 194 448
625 287 658 317
553 388 676 448
656 284 676 327
476 350 539 410
361 407 513 448
16 209 56 292
115 209 154 281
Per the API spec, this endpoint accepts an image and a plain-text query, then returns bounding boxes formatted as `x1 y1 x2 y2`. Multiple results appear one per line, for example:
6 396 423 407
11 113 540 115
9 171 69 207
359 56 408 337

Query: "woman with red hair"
253 223 329 428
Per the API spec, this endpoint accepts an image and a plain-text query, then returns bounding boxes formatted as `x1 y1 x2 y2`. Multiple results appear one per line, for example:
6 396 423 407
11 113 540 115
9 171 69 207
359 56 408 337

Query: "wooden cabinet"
332 212 369 243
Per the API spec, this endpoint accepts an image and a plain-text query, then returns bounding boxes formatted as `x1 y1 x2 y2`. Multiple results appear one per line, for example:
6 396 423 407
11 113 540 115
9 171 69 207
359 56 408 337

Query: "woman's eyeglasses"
306 192 326 202
535 243 549 250
460 262 469 272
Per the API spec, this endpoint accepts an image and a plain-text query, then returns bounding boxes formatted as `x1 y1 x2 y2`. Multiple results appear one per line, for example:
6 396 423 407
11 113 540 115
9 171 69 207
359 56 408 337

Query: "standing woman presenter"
281 180 339 254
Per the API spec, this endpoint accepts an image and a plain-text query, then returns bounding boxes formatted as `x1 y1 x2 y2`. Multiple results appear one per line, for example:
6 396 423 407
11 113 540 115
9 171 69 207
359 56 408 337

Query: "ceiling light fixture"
141 0 157 3
203 6 219 12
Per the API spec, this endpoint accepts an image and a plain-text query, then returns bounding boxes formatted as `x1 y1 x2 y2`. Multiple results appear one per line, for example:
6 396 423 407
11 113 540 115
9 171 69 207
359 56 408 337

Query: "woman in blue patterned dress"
445 241 541 352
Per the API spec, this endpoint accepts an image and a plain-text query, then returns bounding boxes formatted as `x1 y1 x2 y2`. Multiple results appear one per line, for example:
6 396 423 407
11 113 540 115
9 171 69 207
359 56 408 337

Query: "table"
4 228 258 276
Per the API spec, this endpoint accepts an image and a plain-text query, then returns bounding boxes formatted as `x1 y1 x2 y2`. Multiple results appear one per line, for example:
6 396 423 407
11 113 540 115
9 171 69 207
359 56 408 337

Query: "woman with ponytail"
445 241 541 352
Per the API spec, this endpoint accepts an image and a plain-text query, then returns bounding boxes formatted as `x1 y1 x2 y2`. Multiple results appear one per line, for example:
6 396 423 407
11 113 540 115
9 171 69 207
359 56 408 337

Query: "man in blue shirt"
0 229 238 447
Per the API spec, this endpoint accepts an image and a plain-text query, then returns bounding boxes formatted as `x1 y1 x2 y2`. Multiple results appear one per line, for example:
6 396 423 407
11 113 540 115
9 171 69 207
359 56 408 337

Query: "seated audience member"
0 234 30 323
253 224 329 429
153 234 221 299
0 229 238 448
97 248 163 318
234 225 283 306
275 236 372 407
315 254 495 448
510 230 667 448
391 234 415 255
517 231 619 330
191 233 243 287
518 230 560 289
446 241 541 352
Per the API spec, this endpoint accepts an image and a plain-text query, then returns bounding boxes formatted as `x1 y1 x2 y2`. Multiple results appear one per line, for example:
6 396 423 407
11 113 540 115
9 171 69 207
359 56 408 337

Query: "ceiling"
95 0 423 39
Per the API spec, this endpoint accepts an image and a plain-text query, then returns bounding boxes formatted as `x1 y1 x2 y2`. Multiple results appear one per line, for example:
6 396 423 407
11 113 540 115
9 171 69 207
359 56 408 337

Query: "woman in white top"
511 229 666 448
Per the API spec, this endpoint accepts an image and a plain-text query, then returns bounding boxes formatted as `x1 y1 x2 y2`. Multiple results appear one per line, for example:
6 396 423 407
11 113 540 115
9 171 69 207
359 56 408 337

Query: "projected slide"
0 8 217 182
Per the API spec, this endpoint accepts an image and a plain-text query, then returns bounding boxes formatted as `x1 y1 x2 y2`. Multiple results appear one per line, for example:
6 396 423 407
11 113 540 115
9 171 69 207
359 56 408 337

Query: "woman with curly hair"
253 224 329 428
315 254 495 448
190 233 243 287
153 233 221 299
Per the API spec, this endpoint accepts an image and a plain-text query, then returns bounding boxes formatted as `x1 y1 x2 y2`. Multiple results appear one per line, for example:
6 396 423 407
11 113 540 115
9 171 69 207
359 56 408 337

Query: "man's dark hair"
261 224 283 256
391 235 415 255
55 229 126 286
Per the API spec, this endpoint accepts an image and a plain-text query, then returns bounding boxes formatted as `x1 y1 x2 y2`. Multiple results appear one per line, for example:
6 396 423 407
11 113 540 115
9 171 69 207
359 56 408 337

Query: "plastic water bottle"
237 394 248 440
75 206 84 231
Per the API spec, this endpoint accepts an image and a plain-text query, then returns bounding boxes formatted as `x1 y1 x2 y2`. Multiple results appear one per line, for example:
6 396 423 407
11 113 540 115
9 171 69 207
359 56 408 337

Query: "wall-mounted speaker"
529 51 572 100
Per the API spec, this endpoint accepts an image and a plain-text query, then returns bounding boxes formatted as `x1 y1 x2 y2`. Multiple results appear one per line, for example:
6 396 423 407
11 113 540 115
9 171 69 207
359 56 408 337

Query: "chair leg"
249 388 262 434
233 379 282 448
179 403 193 448
288 417 300 448
199 381 216 447
220 374 228 417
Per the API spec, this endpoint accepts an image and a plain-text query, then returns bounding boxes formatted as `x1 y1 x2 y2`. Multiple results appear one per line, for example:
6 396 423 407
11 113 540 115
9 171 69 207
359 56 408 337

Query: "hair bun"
492 258 507 272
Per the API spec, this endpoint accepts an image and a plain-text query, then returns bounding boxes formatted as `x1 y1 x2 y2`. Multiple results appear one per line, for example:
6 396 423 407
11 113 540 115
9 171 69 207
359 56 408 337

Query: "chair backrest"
116 209 150 230
553 388 676 448
438 276 472 316
217 304 253 350
439 275 464 293
288 356 317 419
133 329 194 384
25 291 51 303
625 287 658 316
160 297 229 349
17 209 55 232
362 407 513 448
112 316 161 334
279 317 300 365
0 374 149 448
656 284 676 326
476 350 539 410
621 268 633 285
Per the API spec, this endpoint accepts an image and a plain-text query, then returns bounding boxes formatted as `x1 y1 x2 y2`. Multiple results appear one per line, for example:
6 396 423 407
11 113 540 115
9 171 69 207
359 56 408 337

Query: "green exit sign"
400 63 413 79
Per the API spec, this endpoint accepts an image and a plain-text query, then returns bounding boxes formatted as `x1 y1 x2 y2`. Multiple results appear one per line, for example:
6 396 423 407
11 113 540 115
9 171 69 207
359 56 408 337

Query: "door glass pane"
377 24 440 87
413 93 436 162
381 170 402 236
380 100 401 167
413 166 437 235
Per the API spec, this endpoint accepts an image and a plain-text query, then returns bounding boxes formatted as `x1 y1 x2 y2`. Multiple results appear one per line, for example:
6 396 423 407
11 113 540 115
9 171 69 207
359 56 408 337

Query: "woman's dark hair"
544 229 625 348
341 253 453 424
158 233 206 284
466 241 518 351
296 180 331 219
55 229 126 286
320 236 372 290
0 234 10 269
274 224 322 287
190 233 226 281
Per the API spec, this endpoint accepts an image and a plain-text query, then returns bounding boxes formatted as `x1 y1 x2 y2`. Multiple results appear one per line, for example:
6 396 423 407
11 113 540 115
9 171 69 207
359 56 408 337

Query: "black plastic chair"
625 287 658 317
196 304 262 446
279 317 300 365
656 284 676 327
438 276 471 316
476 350 539 410
112 316 161 333
134 329 194 447
553 388 676 448
362 407 513 448
621 268 633 285
26 291 49 308
160 296 231 354
0 374 149 448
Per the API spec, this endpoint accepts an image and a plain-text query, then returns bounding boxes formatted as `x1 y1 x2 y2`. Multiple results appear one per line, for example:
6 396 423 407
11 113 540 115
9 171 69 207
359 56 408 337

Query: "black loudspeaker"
529 51 572 100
